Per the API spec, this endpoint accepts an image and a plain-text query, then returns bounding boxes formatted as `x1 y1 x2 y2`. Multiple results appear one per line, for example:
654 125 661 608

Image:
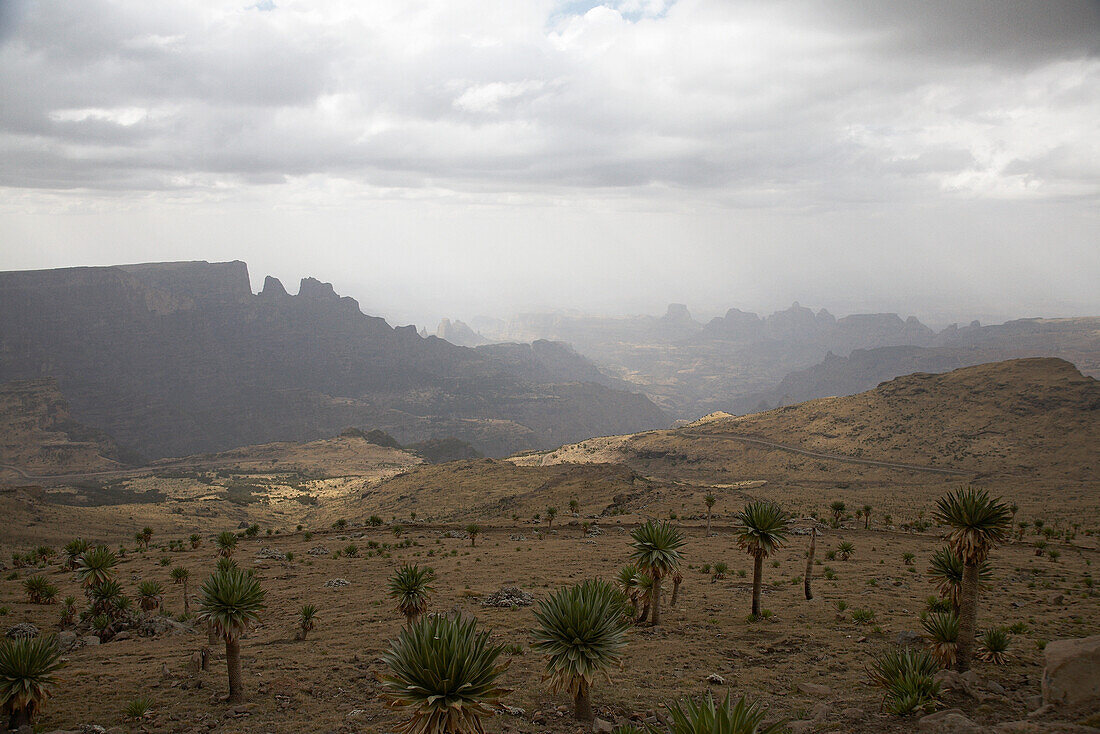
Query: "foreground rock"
481 586 535 607
1042 635 1100 709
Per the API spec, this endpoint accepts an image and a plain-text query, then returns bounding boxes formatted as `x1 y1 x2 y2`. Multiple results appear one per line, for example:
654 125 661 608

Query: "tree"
615 564 640 618
171 566 191 616
837 541 855 560
380 614 508 734
189 533 202 549
703 494 717 536
141 527 153 547
76 545 117 588
0 635 65 730
829 501 846 528
933 487 1010 672
465 524 481 547
63 538 89 571
216 531 238 558
734 501 790 618
531 579 629 722
138 580 164 613
862 505 872 530
546 506 558 531
804 527 816 601
926 547 992 615
197 566 266 704
296 604 317 640
388 564 435 626
629 519 685 626
569 499 579 515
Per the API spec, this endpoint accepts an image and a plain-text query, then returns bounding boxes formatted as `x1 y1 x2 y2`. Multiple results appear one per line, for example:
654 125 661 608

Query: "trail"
678 432 971 477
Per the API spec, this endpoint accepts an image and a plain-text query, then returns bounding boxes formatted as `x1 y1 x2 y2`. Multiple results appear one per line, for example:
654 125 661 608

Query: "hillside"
0 261 667 459
0 379 135 480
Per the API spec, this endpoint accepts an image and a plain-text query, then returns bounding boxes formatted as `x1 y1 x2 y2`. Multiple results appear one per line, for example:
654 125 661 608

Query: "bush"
869 647 940 715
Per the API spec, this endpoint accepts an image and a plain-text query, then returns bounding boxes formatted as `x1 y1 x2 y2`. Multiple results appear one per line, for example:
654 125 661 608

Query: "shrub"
869 647 940 715
0 634 66 729
978 628 1010 664
123 695 153 720
851 608 876 625
921 612 959 668
660 691 785 734
23 576 57 605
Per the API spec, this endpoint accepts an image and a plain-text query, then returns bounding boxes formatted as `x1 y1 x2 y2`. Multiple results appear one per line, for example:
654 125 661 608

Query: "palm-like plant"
0 635 65 730
926 547 992 613
703 494 716 536
862 504 872 529
138 580 164 613
531 579 630 722
465 524 481 547
615 565 640 617
837 541 855 560
829 501 846 527
734 501 790 618
171 566 191 616
76 545 117 588
629 520 685 626
388 564 435 626
380 613 509 734
869 647 941 715
297 604 317 640
978 628 1010 665
196 567 266 704
933 487 1011 671
215 531 238 558
189 533 202 549
921 611 959 669
23 576 57 605
660 691 785 734
89 579 124 616
58 596 78 628
546 506 557 531
63 538 89 570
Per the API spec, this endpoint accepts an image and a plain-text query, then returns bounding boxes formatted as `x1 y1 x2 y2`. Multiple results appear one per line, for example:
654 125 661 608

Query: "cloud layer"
0 1 1097 325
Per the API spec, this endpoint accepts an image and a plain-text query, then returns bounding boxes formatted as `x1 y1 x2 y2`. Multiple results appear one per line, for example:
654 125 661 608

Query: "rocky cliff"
0 262 667 459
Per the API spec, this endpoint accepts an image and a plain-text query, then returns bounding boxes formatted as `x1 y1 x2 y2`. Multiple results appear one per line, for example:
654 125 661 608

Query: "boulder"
1042 635 1100 708
5 622 39 639
797 682 831 697
918 709 986 733
592 717 614 733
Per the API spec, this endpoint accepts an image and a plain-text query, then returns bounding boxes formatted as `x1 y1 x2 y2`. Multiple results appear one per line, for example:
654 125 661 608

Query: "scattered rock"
6 622 39 639
80 635 101 646
1046 593 1064 606
995 721 1100 733
306 546 330 556
895 630 924 647
797 682 831 697
705 673 725 685
592 717 614 733
139 616 190 637
58 630 77 649
481 586 534 607
498 704 526 716
324 578 351 588
256 547 286 560
918 708 985 733
1042 635 1100 709
810 703 829 721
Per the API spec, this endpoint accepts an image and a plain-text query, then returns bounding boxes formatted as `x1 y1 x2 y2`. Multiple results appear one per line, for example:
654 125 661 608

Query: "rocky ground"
2 515 1098 734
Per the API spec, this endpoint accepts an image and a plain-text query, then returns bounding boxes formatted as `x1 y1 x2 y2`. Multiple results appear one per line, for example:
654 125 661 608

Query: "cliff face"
0 262 667 459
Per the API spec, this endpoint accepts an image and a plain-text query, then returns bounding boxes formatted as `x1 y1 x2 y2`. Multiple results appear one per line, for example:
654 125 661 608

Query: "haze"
1 0 1098 329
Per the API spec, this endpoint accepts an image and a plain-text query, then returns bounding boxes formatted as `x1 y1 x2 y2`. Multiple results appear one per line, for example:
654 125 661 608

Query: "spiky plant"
546 506 557 531
23 576 57 605
862 504 872 529
63 538 89 570
0 634 65 730
297 604 317 640
978 628 1010 665
189 533 201 549
629 519 685 626
216 531 238 558
829 501 846 527
615 564 641 619
633 572 655 624
380 613 509 734
734 501 790 618
921 612 959 669
388 564 436 626
123 695 153 720
58 596 77 627
933 487 1011 672
196 566 266 704
171 566 191 616
926 547 992 613
89 579 123 616
76 545 117 588
660 690 785 734
703 494 717 536
837 541 855 561
531 579 630 722
465 524 481 547
868 647 941 716
712 562 729 581
215 557 239 575
138 580 164 613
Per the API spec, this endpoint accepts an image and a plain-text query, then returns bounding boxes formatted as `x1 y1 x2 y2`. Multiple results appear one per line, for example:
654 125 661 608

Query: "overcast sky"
0 0 1097 328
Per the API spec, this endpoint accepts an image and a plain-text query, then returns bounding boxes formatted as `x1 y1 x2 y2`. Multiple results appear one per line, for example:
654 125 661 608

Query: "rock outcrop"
1042 635 1100 709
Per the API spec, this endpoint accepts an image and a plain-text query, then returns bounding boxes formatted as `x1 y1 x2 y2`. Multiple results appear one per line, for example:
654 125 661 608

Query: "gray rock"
1042 635 1100 709
918 709 985 733
324 578 350 588
5 622 39 639
895 630 924 647
797 682 831 697
592 717 614 733
481 586 535 608
80 635 101 646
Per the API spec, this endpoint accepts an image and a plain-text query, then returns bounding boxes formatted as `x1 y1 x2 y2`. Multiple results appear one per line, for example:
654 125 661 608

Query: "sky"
0 0 1098 329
